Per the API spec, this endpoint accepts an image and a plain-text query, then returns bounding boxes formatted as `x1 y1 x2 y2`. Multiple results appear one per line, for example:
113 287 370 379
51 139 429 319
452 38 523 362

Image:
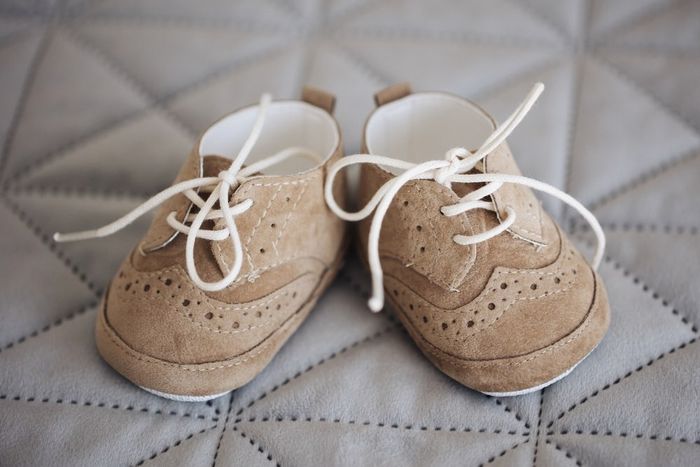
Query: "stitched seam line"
416 290 597 369
479 440 529 467
588 145 700 211
0 26 52 180
548 429 700 445
238 417 529 436
0 393 217 421
2 196 100 295
242 184 282 271
231 426 280 467
0 300 96 353
211 392 235 467
494 398 532 430
8 43 289 185
233 325 398 418
546 336 698 428
532 390 544 467
133 424 219 467
272 180 308 256
384 238 577 323
377 182 476 291
572 232 700 333
543 439 583 466
436 281 575 342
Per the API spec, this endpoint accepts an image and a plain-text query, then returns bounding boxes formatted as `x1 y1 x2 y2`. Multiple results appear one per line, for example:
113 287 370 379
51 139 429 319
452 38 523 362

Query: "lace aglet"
368 296 384 313
53 230 100 243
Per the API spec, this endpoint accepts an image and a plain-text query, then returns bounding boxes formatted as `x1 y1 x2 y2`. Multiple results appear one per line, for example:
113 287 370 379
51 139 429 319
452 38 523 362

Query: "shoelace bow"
54 94 321 292
324 83 605 312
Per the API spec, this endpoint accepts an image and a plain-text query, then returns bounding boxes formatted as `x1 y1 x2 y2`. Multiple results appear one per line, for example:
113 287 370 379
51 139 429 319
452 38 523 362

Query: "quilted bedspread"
1 0 699 466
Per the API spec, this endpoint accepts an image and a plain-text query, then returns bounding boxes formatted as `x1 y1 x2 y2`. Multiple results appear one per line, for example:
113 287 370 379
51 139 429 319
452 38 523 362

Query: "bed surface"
1 0 699 465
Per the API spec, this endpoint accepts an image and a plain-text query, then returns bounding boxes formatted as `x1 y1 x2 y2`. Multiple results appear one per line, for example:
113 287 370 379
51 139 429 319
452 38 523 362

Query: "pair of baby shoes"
55 83 609 401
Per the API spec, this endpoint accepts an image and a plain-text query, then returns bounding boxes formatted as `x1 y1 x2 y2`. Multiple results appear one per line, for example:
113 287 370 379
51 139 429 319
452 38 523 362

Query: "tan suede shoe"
325 83 610 396
55 87 347 401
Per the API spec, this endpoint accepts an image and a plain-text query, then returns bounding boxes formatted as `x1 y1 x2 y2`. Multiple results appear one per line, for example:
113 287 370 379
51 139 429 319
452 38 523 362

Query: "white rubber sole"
139 385 230 402
482 346 596 397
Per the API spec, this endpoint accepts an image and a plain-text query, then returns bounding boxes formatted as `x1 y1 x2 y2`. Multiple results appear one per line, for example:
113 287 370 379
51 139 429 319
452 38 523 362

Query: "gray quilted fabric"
1 1 699 466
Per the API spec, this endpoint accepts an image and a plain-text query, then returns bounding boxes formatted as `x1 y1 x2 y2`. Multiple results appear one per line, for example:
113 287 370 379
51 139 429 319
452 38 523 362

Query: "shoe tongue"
201 155 233 177
134 150 229 283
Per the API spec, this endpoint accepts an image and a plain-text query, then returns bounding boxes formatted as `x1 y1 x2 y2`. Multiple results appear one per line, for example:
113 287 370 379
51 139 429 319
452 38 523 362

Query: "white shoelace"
54 94 321 292
324 83 605 312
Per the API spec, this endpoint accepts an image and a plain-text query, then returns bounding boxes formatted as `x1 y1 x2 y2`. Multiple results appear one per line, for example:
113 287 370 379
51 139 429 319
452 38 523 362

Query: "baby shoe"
325 83 610 396
55 87 347 401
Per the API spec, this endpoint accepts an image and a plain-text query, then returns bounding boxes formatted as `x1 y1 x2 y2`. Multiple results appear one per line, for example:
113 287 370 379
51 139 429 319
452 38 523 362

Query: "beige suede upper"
96 89 348 398
356 84 610 394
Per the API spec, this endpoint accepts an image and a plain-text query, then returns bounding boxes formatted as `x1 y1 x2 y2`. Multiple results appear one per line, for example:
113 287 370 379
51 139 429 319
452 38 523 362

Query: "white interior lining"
199 101 339 175
365 93 496 167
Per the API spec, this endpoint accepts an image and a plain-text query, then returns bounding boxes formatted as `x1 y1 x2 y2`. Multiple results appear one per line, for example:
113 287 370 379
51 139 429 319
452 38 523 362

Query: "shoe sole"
96 243 347 402
138 386 231 402
481 345 596 397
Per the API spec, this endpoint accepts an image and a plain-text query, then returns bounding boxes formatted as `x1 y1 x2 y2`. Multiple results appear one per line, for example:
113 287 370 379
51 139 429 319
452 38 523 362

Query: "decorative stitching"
410 276 600 370
10 184 150 201
0 300 96 353
494 398 531 430
0 393 218 422
231 426 280 467
272 180 308 257
385 234 577 330
333 24 558 48
63 26 197 137
242 184 282 271
549 429 700 445
211 392 235 467
433 278 575 342
8 43 289 184
577 221 699 236
2 196 100 295
132 424 219 467
77 10 291 33
602 252 699 333
238 416 529 436
237 255 326 285
600 42 700 55
332 42 393 86
0 1 696 464
587 146 700 211
572 232 699 333
591 0 689 44
478 440 529 467
531 389 545 466
544 439 583 466
0 26 53 180
503 0 570 43
99 309 295 371
378 181 477 291
233 325 398 418
562 50 586 204
118 267 318 335
546 336 698 429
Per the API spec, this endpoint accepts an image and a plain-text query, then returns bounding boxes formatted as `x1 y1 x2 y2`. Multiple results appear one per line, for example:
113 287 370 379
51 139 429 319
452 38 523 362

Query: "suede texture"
96 91 348 398
355 86 611 394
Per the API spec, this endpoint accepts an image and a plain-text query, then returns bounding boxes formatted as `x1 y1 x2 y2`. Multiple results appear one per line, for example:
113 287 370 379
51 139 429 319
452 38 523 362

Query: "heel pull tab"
302 86 336 114
374 82 412 106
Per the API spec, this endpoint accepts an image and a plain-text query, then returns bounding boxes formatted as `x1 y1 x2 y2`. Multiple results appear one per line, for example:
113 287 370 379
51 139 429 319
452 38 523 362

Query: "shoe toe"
387 241 610 395
96 260 322 396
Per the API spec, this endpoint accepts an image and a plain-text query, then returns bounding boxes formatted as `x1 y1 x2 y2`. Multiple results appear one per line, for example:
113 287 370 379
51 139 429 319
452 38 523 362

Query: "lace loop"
54 94 321 293
324 83 605 312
